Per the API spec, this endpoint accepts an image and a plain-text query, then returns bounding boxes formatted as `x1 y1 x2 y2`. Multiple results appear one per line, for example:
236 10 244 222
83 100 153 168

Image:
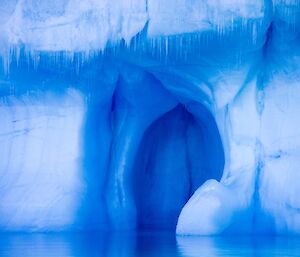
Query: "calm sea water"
0 232 300 257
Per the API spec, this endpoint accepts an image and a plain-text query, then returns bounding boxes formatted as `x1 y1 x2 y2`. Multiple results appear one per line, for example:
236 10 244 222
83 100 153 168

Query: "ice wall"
0 90 85 230
0 0 300 234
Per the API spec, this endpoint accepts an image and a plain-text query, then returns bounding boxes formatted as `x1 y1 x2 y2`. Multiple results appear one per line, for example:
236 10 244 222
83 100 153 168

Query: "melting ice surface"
0 0 300 240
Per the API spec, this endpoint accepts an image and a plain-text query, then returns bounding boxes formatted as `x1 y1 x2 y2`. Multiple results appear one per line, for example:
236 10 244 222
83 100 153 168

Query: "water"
0 232 300 257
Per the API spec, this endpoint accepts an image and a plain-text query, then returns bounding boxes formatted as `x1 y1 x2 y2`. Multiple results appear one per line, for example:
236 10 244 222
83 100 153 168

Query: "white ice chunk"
176 180 237 235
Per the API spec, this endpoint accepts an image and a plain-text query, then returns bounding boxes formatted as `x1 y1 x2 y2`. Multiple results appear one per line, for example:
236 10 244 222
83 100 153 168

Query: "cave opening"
133 102 225 231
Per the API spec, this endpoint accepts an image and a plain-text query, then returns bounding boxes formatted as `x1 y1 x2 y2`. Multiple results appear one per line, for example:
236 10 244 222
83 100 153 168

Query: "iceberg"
0 0 299 235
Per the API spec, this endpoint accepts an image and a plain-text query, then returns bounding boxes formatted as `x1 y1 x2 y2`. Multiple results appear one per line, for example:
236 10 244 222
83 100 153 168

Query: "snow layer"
0 0 266 52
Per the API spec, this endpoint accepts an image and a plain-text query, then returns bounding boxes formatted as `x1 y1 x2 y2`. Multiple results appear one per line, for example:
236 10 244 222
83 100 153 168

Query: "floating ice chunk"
176 180 237 235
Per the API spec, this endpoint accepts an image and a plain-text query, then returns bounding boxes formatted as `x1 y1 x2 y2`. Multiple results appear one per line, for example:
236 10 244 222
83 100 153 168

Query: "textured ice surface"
0 0 265 51
0 0 300 234
0 90 85 230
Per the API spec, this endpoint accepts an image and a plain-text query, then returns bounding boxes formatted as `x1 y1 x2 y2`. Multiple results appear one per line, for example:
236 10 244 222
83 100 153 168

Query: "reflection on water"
0 232 300 257
177 236 300 257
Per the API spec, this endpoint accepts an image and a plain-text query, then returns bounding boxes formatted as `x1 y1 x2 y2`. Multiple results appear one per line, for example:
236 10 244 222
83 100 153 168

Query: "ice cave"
0 1 300 255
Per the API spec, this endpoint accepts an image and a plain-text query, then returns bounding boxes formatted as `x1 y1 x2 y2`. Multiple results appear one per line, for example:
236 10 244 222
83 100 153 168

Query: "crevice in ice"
133 103 224 231
70 63 225 231
262 22 274 58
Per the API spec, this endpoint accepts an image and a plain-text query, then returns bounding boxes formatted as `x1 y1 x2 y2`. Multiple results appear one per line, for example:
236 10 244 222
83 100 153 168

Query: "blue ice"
0 0 300 236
